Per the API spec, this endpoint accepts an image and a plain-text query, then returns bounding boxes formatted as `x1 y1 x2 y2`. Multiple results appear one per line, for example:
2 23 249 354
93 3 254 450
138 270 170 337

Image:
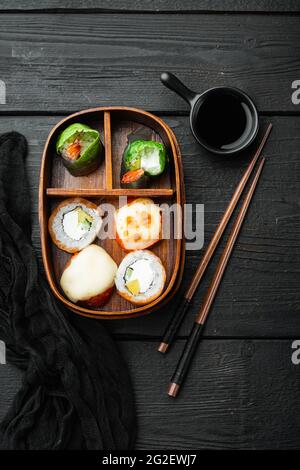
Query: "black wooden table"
0 1 300 450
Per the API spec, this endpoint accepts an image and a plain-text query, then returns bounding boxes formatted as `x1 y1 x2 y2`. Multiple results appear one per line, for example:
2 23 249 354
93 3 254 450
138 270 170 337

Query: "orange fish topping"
66 142 81 160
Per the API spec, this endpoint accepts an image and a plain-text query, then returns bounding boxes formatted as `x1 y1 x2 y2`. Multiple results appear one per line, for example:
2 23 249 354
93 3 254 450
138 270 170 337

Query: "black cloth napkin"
0 132 136 450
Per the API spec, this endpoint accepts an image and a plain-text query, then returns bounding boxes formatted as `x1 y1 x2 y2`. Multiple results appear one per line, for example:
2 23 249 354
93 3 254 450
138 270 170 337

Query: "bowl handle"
161 72 197 106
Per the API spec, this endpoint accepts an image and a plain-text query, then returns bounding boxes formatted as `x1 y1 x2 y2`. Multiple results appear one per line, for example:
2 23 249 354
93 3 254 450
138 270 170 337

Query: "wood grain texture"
104 111 113 189
1 13 300 113
0 114 299 337
0 1 299 13
121 339 300 449
1 339 300 449
47 188 174 197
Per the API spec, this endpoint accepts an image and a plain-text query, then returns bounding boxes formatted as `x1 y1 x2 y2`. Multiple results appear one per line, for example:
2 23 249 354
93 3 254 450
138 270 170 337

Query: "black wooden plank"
0 13 299 113
124 340 300 449
1 339 300 449
1 115 296 338
0 1 299 13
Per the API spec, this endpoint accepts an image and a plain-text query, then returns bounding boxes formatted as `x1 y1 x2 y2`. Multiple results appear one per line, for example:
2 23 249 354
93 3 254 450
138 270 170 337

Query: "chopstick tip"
260 156 266 167
168 382 180 398
158 342 169 354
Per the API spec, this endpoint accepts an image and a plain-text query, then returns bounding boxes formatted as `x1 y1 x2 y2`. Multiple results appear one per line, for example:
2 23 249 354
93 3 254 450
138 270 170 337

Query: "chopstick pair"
157 123 272 397
158 123 272 355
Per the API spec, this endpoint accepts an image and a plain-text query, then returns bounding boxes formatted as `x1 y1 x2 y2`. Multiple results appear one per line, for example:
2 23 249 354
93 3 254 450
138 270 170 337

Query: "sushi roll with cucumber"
48 198 103 253
121 139 167 188
115 250 166 305
56 123 103 176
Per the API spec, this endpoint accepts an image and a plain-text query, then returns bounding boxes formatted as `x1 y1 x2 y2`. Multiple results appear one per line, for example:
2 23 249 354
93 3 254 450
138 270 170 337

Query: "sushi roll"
120 139 167 188
49 198 103 253
56 123 103 177
115 250 166 305
115 198 161 251
60 244 117 308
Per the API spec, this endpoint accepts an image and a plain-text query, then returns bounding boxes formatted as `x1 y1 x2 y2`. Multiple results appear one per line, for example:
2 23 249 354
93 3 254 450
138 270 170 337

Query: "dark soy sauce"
195 92 252 151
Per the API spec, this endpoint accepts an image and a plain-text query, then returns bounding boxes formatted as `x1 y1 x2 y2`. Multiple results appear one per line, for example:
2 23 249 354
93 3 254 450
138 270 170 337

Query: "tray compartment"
49 196 181 314
50 112 106 190
110 112 172 190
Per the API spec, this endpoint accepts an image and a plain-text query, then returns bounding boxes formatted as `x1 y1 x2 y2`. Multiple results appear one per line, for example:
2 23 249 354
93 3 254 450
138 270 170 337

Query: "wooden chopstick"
158 124 272 354
168 157 266 398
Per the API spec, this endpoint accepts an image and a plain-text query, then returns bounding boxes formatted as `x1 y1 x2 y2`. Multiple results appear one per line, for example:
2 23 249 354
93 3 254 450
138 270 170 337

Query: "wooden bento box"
39 107 185 319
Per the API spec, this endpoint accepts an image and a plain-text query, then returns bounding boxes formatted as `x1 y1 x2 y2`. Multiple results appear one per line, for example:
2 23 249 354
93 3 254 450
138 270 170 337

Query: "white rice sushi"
48 198 103 253
115 250 166 305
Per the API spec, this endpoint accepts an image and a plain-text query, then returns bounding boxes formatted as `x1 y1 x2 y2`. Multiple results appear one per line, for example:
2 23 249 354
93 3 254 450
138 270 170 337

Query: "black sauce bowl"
161 72 259 156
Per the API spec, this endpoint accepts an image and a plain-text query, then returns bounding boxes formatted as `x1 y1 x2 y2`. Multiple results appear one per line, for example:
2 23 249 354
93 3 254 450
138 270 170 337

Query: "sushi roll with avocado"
56 123 103 177
121 139 167 188
48 198 103 253
115 250 166 305
60 244 117 308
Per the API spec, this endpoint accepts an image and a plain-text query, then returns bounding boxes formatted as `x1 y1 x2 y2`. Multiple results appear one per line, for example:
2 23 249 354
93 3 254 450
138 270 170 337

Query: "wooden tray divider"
46 188 174 197
104 111 113 190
